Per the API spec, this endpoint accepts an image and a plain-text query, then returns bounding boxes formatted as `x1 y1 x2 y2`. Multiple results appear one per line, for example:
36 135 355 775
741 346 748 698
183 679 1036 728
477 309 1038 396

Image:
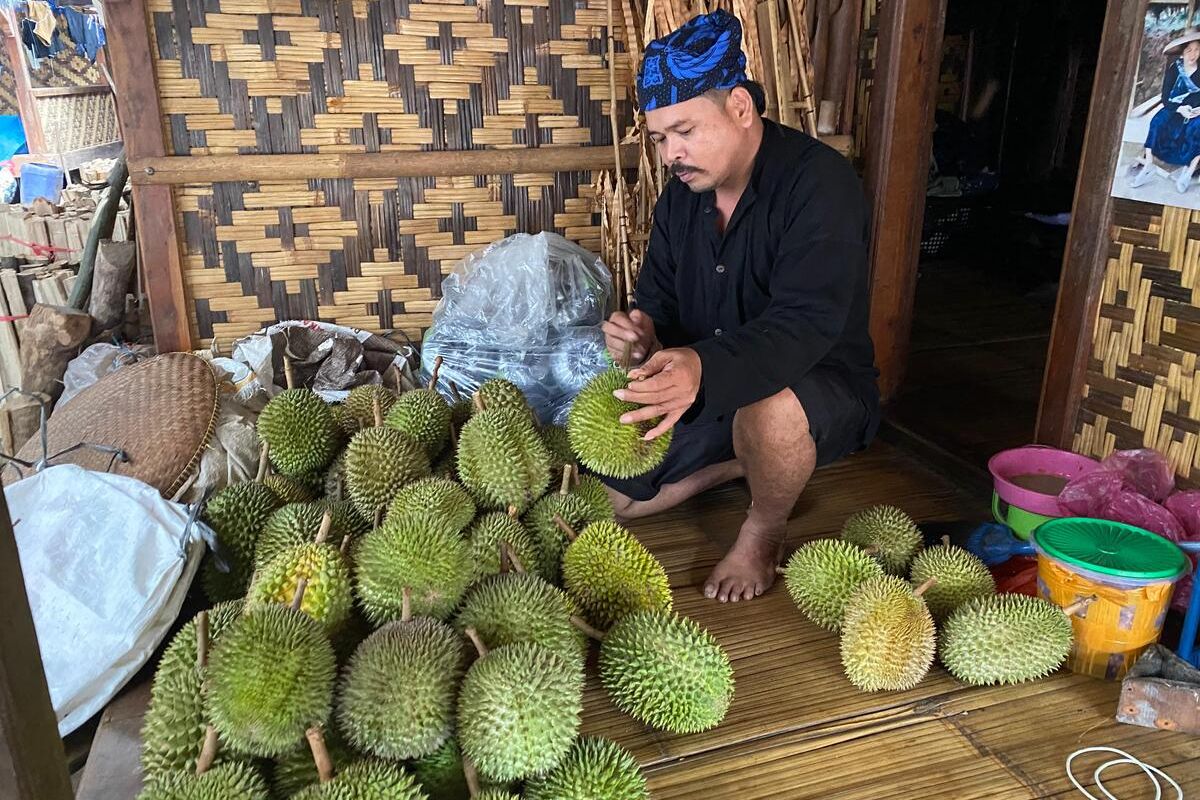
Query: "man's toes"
741 584 756 602
703 580 719 599
753 582 765 597
717 579 736 603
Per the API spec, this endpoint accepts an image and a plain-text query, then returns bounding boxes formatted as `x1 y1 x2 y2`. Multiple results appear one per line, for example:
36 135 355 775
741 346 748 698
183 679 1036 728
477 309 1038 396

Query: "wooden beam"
0 488 74 800
1 19 46 155
30 85 110 99
102 0 191 353
1036 0 1147 449
131 144 642 186
862 0 948 402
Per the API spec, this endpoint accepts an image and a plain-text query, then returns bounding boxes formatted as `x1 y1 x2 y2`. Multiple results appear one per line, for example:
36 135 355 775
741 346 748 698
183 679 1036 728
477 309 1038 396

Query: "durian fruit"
344 385 398 432
248 533 353 633
467 510 542 583
474 791 521 800
324 449 349 500
457 405 551 514
354 516 473 623
447 381 474 428
205 598 337 758
841 505 923 575
263 473 316 505
411 737 468 800
256 504 356 571
939 594 1075 686
595 611 733 735
201 482 284 602
567 365 672 479
344 426 431 523
455 572 587 668
561 519 672 629
573 473 616 520
476 377 532 418
337 592 464 760
141 603 243 782
136 761 270 800
330 404 360 439
908 539 996 623
292 759 427 800
385 476 476 534
430 446 459 482
540 423 574 479
457 638 584 784
386 359 452 457
259 388 341 476
525 737 649 800
524 466 611 582
324 499 372 538
779 539 884 631
839 574 936 692
272 731 356 799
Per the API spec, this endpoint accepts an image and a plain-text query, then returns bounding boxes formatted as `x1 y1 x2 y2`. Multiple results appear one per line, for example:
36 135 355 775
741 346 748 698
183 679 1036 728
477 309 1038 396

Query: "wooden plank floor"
78 441 1200 798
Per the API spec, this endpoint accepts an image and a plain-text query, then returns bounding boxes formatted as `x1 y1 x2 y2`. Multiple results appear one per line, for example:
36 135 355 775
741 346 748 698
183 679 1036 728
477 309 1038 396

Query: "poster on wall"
1113 6 1200 209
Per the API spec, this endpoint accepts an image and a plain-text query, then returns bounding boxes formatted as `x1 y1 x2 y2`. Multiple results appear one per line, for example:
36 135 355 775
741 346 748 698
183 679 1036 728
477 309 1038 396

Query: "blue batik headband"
637 9 748 112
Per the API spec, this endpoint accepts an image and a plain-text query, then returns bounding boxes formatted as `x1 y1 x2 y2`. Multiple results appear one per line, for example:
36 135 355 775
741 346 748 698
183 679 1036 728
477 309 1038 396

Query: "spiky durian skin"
263 474 316 504
939 594 1073 686
336 617 463 760
294 759 427 800
562 521 672 629
344 426 431 521
384 477 476 534
353 517 473 623
841 505 923 575
271 731 356 799
248 542 352 632
386 389 452 456
467 512 543 583
344 385 398 430
839 575 936 692
411 737 468 800
205 604 337 758
457 407 551 514
455 573 587 667
259 389 341 476
599 611 733 735
524 491 603 582
909 544 996 623
474 790 521 800
541 423 575 477
330 403 360 439
136 762 269 800
256 503 357 570
324 499 372 537
140 602 243 782
567 367 672 479
477 377 531 417
525 737 649 800
458 642 584 784
782 539 885 631
573 474 616 520
201 482 284 602
430 446 459 481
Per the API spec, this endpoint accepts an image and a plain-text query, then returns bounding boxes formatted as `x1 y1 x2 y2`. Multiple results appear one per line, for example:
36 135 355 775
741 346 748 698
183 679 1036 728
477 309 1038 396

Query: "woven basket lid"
3 352 219 498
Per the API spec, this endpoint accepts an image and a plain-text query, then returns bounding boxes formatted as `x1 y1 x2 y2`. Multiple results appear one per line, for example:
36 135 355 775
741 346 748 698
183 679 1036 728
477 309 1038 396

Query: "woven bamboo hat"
1165 28 1200 56
3 352 219 498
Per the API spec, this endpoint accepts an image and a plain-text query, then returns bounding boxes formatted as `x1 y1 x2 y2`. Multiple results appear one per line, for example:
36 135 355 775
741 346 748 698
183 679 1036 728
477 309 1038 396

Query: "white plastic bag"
59 342 156 407
5 465 206 735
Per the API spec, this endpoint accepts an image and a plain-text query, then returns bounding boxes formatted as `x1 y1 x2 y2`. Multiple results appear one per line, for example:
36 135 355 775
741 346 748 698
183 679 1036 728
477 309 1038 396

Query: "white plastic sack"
5 465 206 735
59 342 156 407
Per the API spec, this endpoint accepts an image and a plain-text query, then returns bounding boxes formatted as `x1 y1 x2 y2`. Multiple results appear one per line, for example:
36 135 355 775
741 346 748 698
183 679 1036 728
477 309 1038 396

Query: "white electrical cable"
1066 747 1184 800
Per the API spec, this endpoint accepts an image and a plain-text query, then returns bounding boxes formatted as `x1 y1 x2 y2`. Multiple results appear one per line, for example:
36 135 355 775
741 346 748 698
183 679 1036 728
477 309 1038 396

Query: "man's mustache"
669 162 701 176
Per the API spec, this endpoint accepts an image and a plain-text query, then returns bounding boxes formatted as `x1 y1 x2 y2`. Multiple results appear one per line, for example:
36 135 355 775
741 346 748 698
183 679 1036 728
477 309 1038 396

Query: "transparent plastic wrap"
421 232 615 426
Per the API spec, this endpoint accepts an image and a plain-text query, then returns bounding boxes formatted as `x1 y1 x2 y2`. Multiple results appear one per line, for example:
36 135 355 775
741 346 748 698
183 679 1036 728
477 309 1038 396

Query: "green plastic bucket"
992 491 1055 540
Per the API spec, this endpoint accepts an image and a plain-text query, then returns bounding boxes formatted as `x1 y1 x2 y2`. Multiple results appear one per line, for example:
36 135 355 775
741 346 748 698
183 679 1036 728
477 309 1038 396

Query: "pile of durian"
779 506 1081 692
138 357 732 800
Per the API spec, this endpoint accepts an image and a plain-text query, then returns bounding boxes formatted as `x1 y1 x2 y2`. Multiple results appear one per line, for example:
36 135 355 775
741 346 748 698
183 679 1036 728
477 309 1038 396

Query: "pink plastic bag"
1164 491 1200 614
1058 470 1124 517
1101 491 1185 541
1101 449 1176 502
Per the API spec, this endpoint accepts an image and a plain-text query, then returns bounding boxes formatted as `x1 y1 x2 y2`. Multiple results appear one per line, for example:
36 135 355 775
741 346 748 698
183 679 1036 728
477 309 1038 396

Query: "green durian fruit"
467 511 543 583
323 499 372 537
840 505 923 575
839 575 936 692
572 474 616 520
259 389 341 476
598 611 733 735
457 407 551 514
523 469 613 582
476 377 532 418
344 385 398 431
540 424 575 479
562 520 672 629
525 737 649 800
455 573 587 668
293 759 426 800
354 516 473 623
136 762 269 800
256 504 356 571
384 477 476 534
344 426 430 523
781 539 885 631
263 474 316 504
567 366 672 479
410 736 468 800
430 446 459 481
330 403 360 439
201 482 284 602
248 541 353 633
324 449 349 500
474 792 521 800
939 594 1074 686
908 541 996 623
386 389 452 457
271 731 356 799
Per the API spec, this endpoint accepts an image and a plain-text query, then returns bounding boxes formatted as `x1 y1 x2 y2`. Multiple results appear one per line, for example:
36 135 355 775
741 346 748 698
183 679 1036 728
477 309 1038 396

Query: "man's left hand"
613 347 702 440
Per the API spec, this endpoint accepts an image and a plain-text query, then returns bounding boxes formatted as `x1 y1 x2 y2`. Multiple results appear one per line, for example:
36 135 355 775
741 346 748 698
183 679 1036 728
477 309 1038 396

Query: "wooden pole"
0 13 46 157
0 485 74 800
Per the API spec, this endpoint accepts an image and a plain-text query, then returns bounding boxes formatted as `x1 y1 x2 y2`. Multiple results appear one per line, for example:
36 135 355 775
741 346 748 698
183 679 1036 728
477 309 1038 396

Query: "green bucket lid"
1032 518 1190 580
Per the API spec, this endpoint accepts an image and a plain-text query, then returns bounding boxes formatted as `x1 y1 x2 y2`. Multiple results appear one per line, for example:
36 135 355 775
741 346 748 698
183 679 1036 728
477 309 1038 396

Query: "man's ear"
729 86 756 127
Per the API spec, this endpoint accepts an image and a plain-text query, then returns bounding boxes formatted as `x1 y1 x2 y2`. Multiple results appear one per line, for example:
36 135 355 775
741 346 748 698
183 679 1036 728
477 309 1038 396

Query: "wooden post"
1036 0 1147 449
88 240 138 333
0 14 47 157
0 485 74 800
102 0 191 353
861 0 948 403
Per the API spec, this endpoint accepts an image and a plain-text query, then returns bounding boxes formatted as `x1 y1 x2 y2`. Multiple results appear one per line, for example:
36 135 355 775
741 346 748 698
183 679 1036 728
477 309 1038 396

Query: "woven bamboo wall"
1074 198 1200 484
145 0 632 347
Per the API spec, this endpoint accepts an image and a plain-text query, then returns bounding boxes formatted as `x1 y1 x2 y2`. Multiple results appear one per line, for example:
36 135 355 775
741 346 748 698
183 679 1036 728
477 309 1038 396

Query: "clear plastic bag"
421 232 615 426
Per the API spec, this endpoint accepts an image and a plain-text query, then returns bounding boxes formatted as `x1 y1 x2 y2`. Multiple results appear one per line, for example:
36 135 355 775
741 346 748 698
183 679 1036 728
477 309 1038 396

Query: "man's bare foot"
703 525 784 603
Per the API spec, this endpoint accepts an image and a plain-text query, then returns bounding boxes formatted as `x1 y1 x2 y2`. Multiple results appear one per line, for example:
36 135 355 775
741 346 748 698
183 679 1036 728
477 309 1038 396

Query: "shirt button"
715 264 726 274
704 206 713 214
714 328 723 336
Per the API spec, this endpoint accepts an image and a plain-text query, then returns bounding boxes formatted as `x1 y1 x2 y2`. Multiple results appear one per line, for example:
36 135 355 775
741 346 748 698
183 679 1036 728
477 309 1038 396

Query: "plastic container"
1031 518 1191 680
19 161 63 205
988 446 1100 539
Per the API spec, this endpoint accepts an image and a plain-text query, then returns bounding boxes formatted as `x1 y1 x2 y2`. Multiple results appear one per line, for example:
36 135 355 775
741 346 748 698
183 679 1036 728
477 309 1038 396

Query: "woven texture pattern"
37 92 121 152
1075 198 1200 483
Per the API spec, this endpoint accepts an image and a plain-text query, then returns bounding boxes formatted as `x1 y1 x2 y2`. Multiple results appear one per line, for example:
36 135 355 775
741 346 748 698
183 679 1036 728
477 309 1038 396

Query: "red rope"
0 315 27 322
0 234 79 258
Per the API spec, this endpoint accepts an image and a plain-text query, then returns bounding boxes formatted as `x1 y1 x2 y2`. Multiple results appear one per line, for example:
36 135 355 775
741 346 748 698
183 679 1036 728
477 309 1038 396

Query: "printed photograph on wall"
1114 4 1200 208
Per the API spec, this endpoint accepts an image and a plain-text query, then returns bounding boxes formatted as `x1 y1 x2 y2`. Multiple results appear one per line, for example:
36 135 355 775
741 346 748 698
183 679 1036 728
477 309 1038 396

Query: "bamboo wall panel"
36 93 120 153
1074 197 1200 484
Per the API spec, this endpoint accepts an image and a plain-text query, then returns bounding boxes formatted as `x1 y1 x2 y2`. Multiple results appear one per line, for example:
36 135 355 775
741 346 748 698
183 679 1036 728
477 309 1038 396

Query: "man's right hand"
603 309 659 365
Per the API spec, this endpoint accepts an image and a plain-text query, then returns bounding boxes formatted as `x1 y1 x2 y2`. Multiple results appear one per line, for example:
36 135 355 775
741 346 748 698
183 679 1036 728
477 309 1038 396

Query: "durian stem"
463 756 482 797
560 464 573 495
283 356 296 390
620 339 633 371
913 577 937 598
464 626 489 658
774 566 786 576
195 725 219 775
572 463 580 487
306 726 335 784
373 395 383 428
507 504 519 519
429 355 444 391
500 541 526 574
401 587 413 624
196 610 210 670
449 380 463 403
863 545 879 556
941 535 951 548
1062 595 1097 617
339 534 352 555
291 578 309 611
553 514 578 542
256 443 270 481
449 420 459 449
373 506 385 530
473 392 486 413
569 614 607 641
315 509 333 545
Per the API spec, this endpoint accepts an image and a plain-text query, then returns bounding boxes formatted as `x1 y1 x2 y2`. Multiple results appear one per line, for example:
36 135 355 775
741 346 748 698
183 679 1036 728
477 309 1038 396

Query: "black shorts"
600 366 881 502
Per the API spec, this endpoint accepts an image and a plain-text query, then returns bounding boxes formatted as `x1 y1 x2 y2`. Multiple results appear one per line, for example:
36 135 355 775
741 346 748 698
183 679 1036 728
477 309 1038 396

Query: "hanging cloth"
63 7 86 57
26 0 56 47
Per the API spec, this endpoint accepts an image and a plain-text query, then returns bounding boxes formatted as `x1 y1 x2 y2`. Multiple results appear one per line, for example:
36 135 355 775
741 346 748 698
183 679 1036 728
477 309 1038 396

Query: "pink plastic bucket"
988 446 1100 517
